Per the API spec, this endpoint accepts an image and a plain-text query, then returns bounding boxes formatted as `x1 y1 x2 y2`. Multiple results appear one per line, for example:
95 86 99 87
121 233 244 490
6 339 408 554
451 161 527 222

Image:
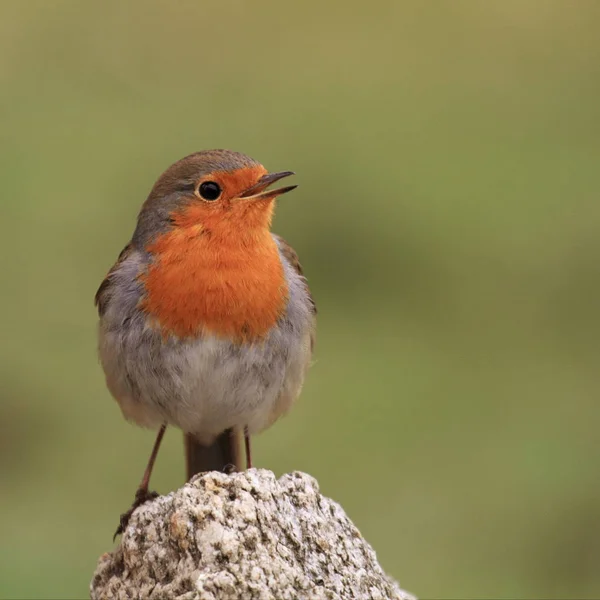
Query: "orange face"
175 165 269 232
140 165 295 342
170 165 297 237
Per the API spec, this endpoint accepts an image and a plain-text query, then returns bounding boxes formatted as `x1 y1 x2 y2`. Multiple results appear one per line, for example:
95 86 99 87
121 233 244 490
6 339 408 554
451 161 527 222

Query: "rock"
91 469 414 600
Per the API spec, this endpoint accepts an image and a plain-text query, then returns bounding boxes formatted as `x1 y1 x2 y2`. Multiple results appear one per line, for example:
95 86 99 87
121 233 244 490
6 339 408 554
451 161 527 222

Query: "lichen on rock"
91 469 414 600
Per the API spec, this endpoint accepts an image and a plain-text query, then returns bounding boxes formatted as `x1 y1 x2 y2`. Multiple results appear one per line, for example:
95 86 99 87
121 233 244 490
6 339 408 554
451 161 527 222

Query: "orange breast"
141 226 288 342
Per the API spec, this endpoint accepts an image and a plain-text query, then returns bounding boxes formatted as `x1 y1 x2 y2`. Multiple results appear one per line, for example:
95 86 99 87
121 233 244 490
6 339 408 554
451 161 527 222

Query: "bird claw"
113 488 159 541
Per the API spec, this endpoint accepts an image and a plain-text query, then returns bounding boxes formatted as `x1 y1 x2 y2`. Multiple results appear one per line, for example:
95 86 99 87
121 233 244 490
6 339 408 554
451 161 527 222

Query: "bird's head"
133 150 296 246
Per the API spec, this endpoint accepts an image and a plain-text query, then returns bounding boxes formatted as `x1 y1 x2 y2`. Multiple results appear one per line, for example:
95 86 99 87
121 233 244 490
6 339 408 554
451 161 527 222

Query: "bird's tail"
184 428 242 480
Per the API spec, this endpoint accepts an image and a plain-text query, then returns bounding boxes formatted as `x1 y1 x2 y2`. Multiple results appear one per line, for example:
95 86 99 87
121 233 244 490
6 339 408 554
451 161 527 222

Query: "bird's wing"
95 243 134 317
273 234 317 317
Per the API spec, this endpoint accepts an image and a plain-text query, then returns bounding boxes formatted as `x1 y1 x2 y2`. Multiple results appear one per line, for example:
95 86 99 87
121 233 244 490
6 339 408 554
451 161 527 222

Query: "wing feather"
95 243 134 316
273 234 316 316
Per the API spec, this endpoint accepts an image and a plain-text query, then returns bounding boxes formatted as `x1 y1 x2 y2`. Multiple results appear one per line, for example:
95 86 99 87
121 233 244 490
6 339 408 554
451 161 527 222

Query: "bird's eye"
198 181 222 201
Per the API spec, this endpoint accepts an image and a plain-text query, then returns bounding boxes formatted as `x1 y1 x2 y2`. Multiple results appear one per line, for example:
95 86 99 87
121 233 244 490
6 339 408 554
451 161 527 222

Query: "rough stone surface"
91 469 414 600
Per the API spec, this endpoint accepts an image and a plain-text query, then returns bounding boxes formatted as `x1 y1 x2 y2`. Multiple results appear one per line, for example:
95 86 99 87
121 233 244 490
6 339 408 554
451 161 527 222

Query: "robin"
95 150 316 536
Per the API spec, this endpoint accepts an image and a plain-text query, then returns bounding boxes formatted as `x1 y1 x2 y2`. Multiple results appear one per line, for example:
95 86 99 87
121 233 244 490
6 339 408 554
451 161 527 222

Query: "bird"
95 150 316 536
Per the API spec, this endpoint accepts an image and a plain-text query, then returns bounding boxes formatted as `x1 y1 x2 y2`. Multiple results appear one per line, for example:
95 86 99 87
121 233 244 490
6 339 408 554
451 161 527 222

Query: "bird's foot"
113 487 159 541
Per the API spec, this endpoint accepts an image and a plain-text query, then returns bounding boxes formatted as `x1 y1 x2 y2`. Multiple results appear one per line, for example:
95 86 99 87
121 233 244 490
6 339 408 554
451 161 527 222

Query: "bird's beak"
238 171 297 201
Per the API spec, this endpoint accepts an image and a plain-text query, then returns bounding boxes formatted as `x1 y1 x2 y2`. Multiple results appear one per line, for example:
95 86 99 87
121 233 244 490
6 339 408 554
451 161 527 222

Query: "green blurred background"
1 1 599 598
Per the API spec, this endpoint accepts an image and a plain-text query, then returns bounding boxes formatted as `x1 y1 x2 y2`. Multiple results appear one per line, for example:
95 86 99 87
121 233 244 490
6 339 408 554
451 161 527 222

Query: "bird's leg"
244 425 252 469
137 423 167 494
114 423 167 539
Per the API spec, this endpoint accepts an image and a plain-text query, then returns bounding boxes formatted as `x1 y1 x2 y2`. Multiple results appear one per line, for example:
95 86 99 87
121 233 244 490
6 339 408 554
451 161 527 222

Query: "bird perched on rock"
95 150 316 535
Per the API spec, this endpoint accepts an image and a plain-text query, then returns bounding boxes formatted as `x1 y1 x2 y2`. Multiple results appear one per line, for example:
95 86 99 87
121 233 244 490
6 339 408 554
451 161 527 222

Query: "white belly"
99 321 312 444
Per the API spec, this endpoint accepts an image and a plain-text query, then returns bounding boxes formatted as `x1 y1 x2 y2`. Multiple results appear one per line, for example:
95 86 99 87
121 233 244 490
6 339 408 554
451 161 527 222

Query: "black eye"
198 181 222 201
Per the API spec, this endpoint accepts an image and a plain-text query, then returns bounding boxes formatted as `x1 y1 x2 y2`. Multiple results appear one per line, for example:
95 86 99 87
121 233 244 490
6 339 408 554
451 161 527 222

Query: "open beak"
238 171 297 201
